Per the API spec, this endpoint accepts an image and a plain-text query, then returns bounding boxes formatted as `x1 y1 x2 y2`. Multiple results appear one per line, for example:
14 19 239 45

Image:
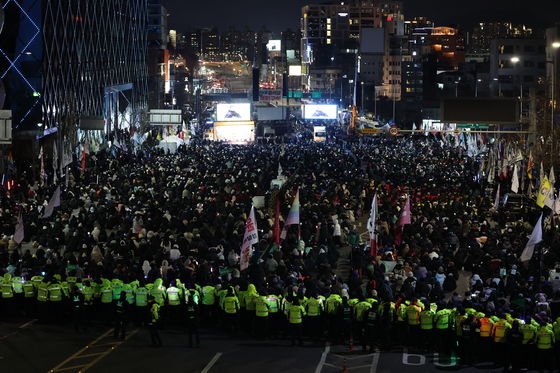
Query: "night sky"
167 0 559 32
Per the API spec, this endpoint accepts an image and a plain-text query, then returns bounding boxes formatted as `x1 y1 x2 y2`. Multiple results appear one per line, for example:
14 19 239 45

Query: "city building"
300 0 383 96
148 0 170 109
200 28 221 61
0 0 148 153
469 22 533 59
489 38 546 98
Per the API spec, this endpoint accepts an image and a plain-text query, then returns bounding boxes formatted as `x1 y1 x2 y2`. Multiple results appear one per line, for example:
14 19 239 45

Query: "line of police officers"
2 273 560 370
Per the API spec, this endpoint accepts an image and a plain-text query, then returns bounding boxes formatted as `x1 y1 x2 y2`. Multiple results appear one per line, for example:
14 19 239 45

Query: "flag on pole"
539 161 545 187
527 151 534 179
494 184 501 210
52 143 58 185
398 196 411 226
285 189 300 226
550 165 556 187
511 164 520 193
277 163 283 178
537 176 552 208
520 213 543 262
38 146 46 186
273 198 281 246
395 196 411 245
14 212 24 244
240 206 259 271
366 194 378 258
42 186 61 218
80 143 87 171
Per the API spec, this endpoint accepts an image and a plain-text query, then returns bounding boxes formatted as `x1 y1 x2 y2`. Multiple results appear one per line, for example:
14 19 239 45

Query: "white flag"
42 186 61 218
511 164 519 193
494 184 500 210
550 166 556 187
277 163 283 177
239 206 258 271
520 214 543 262
366 194 378 240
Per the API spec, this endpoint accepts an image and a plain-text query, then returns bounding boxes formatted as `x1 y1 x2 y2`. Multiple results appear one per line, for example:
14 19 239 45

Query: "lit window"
327 38 331 44
327 31 331 36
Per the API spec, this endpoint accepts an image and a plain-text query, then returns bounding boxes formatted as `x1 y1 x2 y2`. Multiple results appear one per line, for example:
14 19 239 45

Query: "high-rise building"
489 38 546 98
0 0 148 141
148 0 169 109
201 28 220 61
470 22 533 57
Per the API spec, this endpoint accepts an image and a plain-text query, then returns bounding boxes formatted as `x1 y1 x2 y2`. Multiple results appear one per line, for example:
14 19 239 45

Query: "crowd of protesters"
1 134 560 370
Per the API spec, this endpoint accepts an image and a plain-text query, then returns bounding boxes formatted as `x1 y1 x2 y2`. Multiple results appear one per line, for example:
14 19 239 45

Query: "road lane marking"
201 352 223 373
19 319 38 329
0 319 39 340
370 348 380 373
314 344 330 373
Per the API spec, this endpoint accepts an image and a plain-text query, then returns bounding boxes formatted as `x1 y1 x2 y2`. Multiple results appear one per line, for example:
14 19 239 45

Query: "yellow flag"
537 176 552 208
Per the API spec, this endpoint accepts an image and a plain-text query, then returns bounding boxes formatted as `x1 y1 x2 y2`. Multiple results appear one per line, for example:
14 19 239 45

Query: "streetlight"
454 81 459 97
475 78 482 97
493 77 502 96
551 42 560 163
511 57 523 122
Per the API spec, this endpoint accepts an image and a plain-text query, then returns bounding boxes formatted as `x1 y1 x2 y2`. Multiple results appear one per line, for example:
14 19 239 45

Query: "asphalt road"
0 318 539 373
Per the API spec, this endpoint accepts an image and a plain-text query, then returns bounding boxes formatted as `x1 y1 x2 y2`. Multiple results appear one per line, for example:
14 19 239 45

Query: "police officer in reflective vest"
185 297 200 347
114 292 129 340
222 288 240 334
71 288 87 333
287 298 306 346
536 322 555 372
147 296 162 347
254 293 271 339
305 293 323 343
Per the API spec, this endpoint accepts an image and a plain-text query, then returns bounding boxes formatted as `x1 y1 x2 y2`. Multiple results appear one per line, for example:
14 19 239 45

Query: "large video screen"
214 122 255 144
303 105 338 120
216 104 251 122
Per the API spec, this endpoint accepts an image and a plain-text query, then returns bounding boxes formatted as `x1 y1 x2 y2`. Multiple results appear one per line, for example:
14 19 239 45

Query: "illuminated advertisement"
303 105 338 120
213 121 255 144
216 103 251 122
266 40 281 52
313 126 327 142
289 65 302 76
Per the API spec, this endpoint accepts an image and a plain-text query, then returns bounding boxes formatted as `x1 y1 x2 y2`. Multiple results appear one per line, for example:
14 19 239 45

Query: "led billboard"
289 65 302 76
303 105 338 120
216 103 251 122
266 40 281 52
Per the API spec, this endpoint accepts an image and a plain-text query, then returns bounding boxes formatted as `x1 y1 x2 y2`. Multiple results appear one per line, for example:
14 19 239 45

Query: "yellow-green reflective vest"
1 282 13 298
167 287 181 306
420 310 435 330
255 296 269 317
288 305 305 324
537 326 554 349
223 296 239 314
306 298 322 317
266 295 280 313
201 286 216 305
23 282 35 298
135 287 148 307
12 277 24 293
48 284 62 302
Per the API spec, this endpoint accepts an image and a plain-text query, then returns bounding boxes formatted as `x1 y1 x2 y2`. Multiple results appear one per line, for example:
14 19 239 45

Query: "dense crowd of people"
1 135 560 371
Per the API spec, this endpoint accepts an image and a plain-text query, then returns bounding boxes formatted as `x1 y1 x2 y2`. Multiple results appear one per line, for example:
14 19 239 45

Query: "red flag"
394 196 411 245
80 143 87 171
273 198 281 246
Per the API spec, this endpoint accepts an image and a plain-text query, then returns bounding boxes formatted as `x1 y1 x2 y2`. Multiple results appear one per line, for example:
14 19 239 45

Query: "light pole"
454 81 459 97
511 57 522 121
551 42 560 163
361 82 365 111
493 78 501 96
475 78 482 97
